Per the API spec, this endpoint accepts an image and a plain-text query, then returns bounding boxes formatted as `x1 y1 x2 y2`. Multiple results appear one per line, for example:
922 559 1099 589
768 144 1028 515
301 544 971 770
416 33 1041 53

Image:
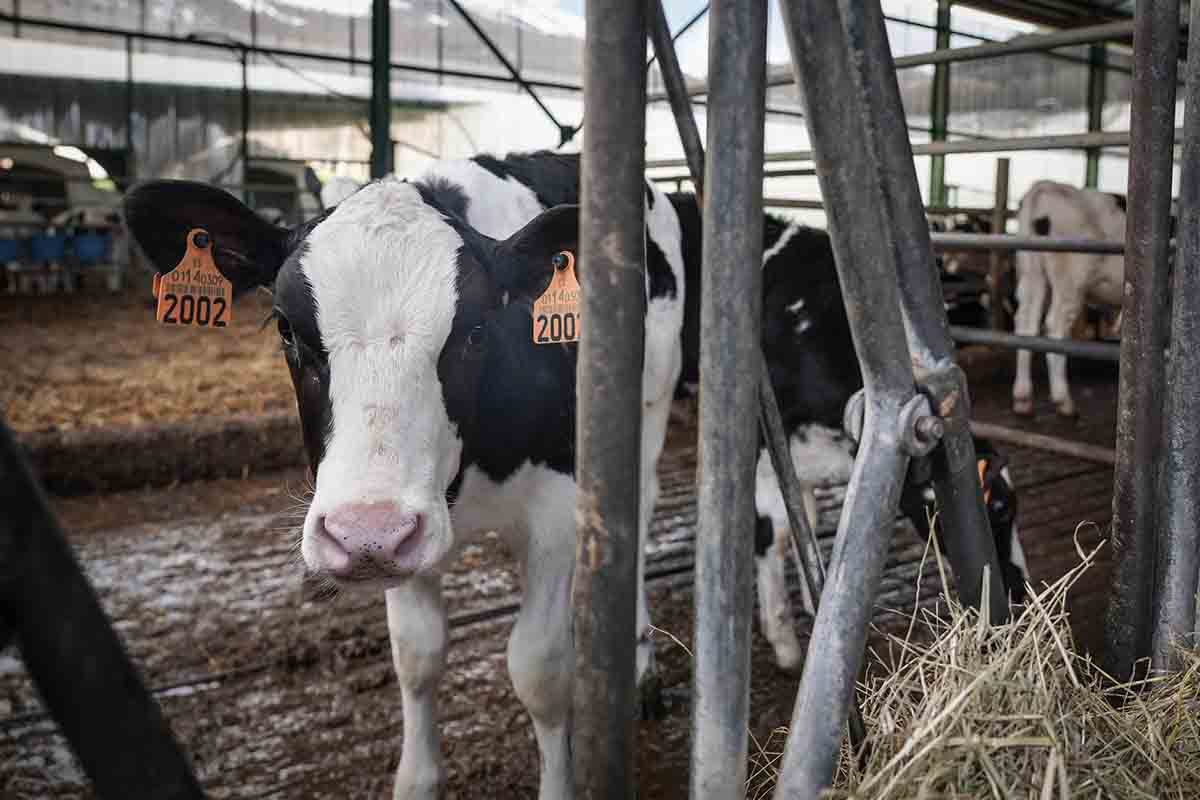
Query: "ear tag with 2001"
152 228 233 328
532 250 580 344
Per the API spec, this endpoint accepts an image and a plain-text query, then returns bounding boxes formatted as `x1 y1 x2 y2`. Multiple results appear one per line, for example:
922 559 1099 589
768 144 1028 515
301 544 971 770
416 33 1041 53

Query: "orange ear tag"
153 228 233 329
532 250 581 344
977 458 992 505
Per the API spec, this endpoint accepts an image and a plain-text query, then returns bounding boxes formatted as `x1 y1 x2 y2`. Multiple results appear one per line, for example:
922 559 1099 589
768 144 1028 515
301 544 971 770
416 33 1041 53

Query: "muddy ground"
0 353 1120 799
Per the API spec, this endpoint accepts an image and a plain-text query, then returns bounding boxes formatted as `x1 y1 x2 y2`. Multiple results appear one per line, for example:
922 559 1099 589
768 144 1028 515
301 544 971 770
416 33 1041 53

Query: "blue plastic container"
72 232 110 265
29 234 67 263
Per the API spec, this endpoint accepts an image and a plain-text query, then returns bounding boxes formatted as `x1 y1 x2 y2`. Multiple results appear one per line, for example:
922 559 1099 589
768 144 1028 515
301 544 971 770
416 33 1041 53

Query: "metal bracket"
843 390 942 458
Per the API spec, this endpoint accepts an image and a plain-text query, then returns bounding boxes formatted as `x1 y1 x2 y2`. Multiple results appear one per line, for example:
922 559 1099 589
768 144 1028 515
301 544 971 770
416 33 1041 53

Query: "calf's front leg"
508 510 576 800
386 576 448 800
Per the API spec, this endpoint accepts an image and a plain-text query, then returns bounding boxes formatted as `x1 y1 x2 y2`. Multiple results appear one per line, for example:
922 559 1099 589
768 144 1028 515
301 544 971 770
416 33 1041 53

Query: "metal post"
840 0 1009 624
1151 0 1200 672
0 420 204 800
369 0 392 179
1086 44 1108 188
240 46 250 191
691 2 766 796
648 0 706 203
1105 0 1180 683
989 158 1010 331
773 0 957 793
572 0 647 796
929 0 952 207
125 34 134 164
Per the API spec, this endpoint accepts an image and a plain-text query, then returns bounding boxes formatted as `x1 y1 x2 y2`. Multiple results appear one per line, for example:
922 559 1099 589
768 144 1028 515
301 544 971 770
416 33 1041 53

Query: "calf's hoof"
1055 401 1078 419
1012 397 1034 417
392 767 444 800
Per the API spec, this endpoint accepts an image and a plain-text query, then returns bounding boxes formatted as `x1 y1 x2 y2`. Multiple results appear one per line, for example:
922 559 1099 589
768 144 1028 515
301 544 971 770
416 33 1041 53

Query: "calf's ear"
491 204 580 295
123 180 291 295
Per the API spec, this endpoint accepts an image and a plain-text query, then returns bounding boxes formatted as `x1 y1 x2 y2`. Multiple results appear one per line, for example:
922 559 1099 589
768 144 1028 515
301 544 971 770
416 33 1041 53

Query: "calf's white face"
124 176 581 588
296 181 465 581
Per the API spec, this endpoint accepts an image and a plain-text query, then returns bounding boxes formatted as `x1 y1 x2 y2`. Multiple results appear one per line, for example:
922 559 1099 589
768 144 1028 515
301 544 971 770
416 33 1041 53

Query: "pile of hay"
752 534 1200 799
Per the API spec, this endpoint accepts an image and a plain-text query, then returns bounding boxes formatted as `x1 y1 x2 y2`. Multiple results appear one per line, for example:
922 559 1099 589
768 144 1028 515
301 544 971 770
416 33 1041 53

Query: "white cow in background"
1012 180 1126 418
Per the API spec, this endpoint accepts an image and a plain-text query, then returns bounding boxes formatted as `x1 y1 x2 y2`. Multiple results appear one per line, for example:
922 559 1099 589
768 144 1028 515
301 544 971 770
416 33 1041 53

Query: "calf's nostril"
313 517 352 573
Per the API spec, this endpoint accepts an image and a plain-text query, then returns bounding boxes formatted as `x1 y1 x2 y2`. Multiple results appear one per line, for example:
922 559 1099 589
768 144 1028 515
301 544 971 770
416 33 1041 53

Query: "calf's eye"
466 324 487 353
277 315 295 346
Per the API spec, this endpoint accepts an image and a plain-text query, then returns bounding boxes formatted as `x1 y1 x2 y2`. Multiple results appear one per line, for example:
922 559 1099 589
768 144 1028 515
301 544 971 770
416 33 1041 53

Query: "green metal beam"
1086 43 1108 187
370 0 392 179
929 0 953 206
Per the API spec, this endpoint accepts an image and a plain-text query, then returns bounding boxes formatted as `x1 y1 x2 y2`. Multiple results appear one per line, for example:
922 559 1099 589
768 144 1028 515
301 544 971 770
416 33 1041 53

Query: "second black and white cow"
125 159 685 800
672 194 1029 671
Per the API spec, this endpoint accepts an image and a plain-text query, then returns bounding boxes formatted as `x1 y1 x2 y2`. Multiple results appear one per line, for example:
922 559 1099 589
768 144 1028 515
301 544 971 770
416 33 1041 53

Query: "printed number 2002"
161 293 229 327
535 311 578 343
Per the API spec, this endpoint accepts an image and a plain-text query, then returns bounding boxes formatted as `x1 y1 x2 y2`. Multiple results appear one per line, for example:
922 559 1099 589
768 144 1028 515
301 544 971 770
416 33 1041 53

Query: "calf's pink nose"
315 502 422 575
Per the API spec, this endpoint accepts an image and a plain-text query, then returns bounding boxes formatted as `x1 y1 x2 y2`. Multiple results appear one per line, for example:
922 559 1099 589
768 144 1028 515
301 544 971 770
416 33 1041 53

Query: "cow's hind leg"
386 577 448 800
1013 254 1048 416
1045 282 1085 417
509 488 577 800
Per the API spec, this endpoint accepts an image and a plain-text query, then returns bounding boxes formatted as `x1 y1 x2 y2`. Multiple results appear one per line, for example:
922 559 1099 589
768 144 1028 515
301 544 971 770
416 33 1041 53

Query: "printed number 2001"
161 293 229 327
535 311 578 343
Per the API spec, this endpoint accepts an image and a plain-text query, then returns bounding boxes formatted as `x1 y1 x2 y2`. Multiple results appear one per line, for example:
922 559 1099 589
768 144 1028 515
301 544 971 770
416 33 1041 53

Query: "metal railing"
575 1 1198 798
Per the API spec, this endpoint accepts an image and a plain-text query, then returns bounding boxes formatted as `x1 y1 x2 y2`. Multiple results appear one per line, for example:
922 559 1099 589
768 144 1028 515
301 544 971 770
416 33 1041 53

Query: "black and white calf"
124 157 685 800
672 194 1029 672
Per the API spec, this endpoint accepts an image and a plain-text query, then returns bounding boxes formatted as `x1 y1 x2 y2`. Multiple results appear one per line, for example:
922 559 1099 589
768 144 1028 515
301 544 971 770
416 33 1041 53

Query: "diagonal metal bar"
1105 0 1180 683
443 0 574 145
771 0 950 794
0 418 205 800
841 0 1009 624
646 3 710 71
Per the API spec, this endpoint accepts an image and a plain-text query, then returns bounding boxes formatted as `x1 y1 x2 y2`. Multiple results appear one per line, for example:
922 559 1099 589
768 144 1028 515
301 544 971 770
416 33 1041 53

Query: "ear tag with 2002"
152 228 233 328
532 250 580 344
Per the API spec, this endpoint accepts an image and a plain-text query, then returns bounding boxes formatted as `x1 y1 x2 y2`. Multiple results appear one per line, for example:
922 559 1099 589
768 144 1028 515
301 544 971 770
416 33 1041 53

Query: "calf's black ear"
124 180 291 295
491 204 580 296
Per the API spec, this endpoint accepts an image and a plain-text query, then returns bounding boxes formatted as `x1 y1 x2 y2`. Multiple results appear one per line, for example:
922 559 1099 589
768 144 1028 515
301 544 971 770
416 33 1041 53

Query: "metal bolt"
914 416 945 444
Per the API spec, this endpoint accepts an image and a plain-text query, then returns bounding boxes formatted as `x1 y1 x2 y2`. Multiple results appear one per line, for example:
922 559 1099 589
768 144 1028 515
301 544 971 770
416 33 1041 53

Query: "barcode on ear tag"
153 228 233 329
532 251 581 344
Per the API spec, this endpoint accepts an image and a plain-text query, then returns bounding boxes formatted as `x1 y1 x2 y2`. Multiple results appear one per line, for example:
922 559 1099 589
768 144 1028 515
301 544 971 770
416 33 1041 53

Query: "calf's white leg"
387 576 449 800
1012 254 1048 416
1045 281 1085 418
508 487 577 800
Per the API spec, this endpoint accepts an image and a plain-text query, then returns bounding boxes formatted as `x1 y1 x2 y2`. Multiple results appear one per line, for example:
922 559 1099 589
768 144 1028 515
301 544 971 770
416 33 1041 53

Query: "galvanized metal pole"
369 0 391 179
1105 0 1180 683
837 0 1009 624
1151 0 1200 672
774 0 941 793
691 2 767 796
989 158 1010 331
572 0 647 796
